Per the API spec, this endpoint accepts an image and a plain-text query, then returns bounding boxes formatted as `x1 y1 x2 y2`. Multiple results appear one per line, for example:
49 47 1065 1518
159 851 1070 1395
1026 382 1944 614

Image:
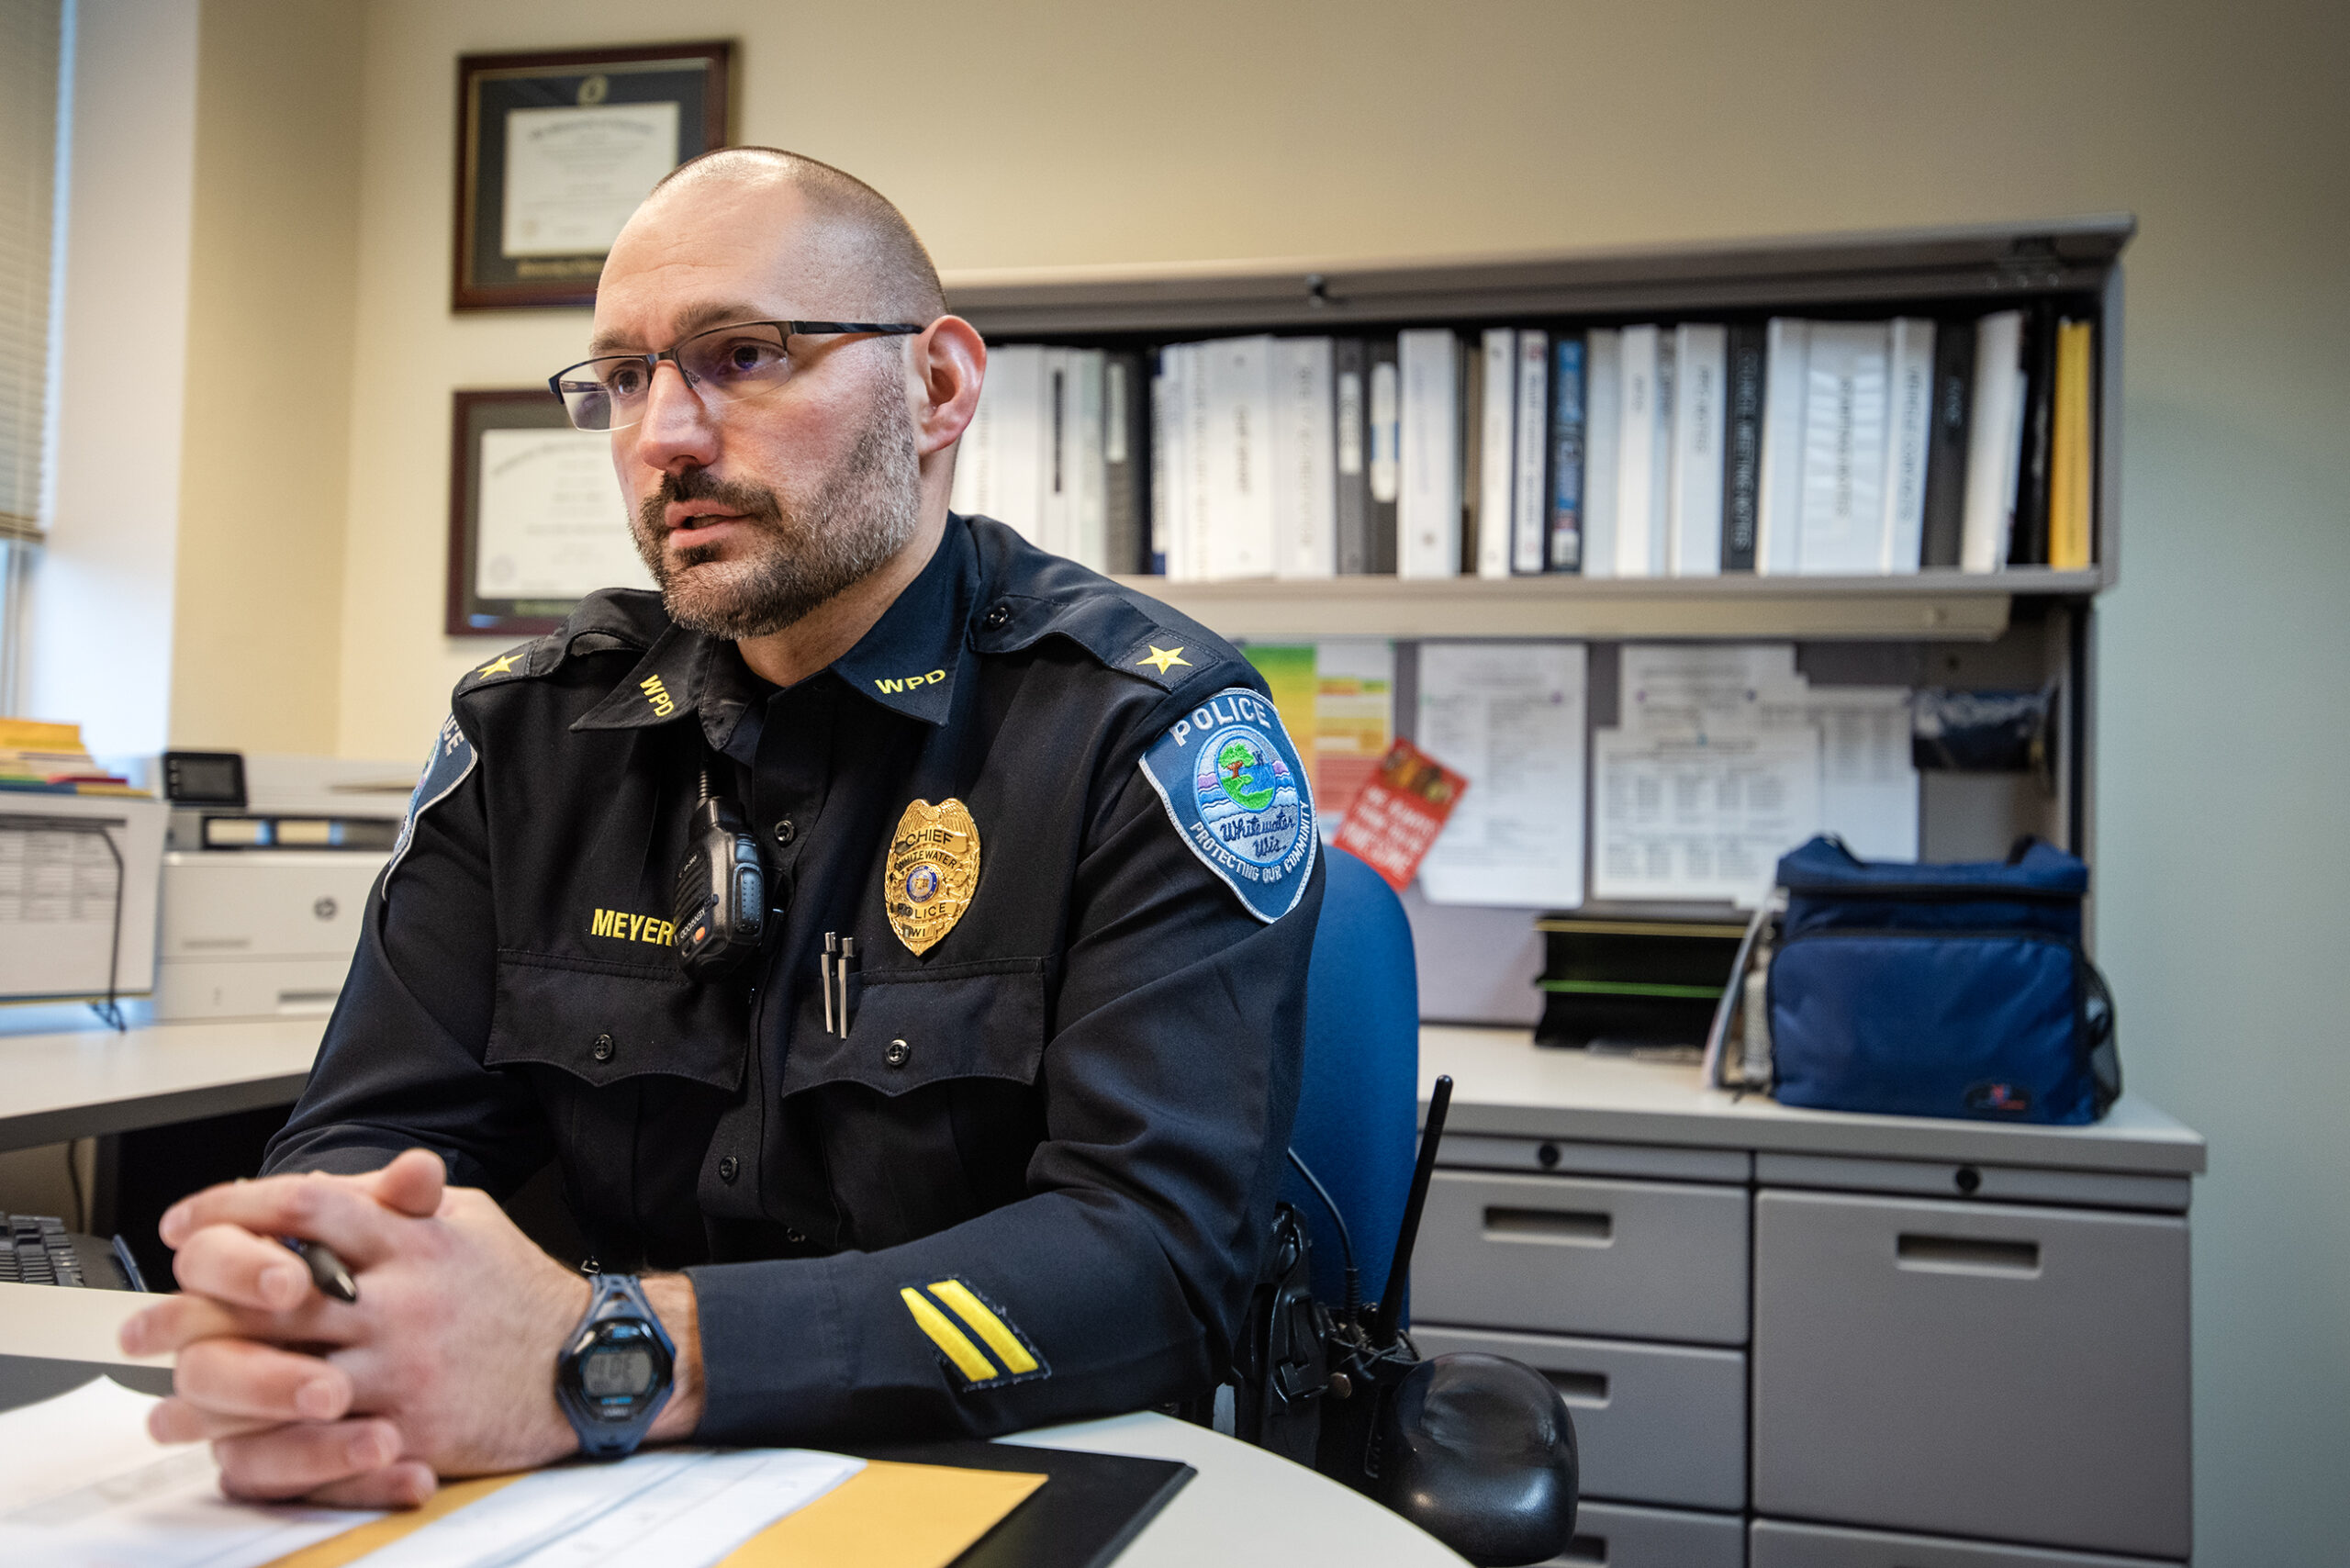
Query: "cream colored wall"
325 2 2345 1561
165 0 362 752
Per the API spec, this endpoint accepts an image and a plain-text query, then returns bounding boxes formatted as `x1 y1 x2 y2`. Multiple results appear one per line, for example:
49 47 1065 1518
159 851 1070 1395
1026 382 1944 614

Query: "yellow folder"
2048 319 2095 570
262 1458 1045 1568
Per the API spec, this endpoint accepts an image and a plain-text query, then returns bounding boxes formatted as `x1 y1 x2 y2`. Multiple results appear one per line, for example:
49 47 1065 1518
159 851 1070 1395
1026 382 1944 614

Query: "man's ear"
911 316 985 459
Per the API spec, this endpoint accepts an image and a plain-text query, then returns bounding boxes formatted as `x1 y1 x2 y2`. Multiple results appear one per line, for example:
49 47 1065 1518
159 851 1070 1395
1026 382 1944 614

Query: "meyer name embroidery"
590 908 676 946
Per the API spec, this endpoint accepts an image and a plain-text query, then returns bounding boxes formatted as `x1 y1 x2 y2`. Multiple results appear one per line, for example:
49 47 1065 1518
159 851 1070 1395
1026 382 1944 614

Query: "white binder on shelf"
1398 328 1462 579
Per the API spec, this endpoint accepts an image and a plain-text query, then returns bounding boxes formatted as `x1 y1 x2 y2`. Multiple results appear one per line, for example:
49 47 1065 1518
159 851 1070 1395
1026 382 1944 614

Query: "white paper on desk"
1619 643 1803 735
0 1377 863 1568
359 1446 862 1568
1592 727 1822 907
1415 642 1587 908
0 1376 378 1568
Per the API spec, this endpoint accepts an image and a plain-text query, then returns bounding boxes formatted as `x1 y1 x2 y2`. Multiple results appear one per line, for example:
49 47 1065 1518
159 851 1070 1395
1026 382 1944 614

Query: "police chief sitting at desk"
119 148 1324 1506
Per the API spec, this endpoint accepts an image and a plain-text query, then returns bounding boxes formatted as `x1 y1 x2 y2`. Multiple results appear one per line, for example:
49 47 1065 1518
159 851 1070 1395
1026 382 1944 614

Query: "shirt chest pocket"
485 949 749 1091
484 950 750 1270
781 958 1049 1251
782 958 1047 1098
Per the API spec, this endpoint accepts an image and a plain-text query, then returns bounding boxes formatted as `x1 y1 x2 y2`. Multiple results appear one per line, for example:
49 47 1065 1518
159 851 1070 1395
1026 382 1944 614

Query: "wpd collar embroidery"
1137 688 1316 923
832 521 974 727
572 623 704 733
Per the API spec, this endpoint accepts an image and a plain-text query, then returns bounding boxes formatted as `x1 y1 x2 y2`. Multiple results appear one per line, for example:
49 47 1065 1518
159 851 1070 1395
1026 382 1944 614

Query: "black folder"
848 1436 1195 1568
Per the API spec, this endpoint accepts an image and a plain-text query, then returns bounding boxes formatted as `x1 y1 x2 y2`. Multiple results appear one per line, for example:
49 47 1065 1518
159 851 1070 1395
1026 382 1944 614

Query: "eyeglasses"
548 319 925 431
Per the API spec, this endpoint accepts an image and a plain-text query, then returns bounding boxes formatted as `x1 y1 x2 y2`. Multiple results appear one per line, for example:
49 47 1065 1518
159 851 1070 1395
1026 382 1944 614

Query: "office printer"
152 752 415 1022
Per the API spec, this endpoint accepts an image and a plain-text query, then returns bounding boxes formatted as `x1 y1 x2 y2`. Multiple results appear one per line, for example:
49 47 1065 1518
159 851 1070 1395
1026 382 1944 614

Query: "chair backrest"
1283 844 1420 1319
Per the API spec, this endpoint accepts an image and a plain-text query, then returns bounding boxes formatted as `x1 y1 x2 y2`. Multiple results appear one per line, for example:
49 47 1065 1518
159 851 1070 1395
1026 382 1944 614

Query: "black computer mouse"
1374 1351 1580 1567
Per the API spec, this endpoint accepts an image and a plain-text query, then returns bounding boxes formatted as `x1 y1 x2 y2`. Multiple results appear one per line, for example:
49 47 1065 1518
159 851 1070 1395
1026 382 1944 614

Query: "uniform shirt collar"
825 516 976 727
569 615 770 752
572 621 706 734
572 517 977 736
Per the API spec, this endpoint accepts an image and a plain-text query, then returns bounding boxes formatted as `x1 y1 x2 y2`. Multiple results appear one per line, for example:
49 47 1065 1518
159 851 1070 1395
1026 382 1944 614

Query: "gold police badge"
887 798 980 956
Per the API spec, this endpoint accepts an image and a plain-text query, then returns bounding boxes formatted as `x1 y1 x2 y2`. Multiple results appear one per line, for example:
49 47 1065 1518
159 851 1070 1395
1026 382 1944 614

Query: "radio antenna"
1372 1074 1452 1346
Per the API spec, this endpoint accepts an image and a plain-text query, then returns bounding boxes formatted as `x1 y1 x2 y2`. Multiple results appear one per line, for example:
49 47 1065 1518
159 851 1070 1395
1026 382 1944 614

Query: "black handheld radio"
672 766 771 980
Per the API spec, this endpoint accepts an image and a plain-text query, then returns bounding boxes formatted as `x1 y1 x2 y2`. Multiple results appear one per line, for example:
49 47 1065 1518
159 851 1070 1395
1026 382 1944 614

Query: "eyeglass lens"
557 323 794 431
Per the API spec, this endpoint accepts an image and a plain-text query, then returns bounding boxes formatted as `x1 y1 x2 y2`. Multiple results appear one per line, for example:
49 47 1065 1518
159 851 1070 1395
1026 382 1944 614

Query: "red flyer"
1333 739 1470 892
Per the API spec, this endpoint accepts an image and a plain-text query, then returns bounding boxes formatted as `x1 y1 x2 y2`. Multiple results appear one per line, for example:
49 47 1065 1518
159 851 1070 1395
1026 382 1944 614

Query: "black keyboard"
0 1215 144 1290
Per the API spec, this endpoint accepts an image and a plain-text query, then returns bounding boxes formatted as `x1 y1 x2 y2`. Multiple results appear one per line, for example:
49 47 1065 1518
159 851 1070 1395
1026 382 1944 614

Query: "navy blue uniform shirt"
265 514 1323 1444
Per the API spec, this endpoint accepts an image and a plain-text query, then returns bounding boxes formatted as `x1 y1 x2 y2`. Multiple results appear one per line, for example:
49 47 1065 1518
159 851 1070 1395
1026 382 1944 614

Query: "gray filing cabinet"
1413 1029 2205 1568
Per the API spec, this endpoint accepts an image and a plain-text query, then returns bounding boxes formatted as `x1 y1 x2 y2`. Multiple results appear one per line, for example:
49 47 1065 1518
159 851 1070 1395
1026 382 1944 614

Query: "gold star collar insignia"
475 652 524 678
1137 645 1191 676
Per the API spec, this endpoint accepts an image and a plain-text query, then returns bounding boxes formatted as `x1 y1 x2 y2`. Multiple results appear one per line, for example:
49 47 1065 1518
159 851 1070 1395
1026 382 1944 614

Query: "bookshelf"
944 217 2127 973
946 213 2132 601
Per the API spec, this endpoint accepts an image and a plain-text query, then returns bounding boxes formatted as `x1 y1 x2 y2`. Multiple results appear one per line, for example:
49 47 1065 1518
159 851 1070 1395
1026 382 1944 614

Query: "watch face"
581 1345 656 1400
563 1316 673 1422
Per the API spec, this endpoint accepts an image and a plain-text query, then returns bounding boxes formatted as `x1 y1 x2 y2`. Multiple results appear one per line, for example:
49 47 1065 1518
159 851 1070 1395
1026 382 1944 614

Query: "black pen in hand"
278 1238 359 1304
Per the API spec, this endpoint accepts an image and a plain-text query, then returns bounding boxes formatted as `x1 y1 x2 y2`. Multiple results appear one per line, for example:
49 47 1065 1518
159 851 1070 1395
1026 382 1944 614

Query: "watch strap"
586 1270 660 1326
558 1271 676 1460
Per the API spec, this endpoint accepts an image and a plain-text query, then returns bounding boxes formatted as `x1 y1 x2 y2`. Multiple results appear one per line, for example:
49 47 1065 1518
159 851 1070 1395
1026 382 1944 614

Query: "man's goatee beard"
632 392 923 641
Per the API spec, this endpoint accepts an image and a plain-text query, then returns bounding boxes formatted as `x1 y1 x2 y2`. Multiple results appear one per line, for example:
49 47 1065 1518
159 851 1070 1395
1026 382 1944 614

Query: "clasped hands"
118 1149 701 1506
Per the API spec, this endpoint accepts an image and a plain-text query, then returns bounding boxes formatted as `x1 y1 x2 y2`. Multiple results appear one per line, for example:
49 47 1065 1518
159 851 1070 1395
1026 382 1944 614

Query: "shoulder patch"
382 713 477 895
1136 687 1317 923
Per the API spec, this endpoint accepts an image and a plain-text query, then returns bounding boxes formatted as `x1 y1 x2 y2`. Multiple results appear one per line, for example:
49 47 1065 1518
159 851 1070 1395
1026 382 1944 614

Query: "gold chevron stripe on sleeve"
900 1286 1000 1383
926 1280 1040 1375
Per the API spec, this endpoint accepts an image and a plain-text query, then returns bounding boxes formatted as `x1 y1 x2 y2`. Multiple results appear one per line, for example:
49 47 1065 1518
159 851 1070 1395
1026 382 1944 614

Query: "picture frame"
447 389 652 637
453 40 733 311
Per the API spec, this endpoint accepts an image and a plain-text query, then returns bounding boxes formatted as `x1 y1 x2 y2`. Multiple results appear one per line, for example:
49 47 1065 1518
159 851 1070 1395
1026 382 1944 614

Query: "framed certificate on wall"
453 41 733 311
447 389 655 636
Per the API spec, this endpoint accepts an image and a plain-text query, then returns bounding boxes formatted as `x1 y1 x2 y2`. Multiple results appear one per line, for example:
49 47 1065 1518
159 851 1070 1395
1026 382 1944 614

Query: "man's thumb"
368 1147 448 1217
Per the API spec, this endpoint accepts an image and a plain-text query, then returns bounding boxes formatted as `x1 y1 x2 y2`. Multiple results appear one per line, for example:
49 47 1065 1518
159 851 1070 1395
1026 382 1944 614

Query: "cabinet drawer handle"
1545 1370 1610 1406
1483 1206 1612 1244
1897 1233 2041 1275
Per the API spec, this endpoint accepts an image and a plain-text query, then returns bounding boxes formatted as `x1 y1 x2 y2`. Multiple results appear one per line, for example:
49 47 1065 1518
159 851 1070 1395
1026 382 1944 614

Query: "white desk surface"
1420 1024 2208 1176
1012 1413 1464 1565
0 1282 1463 1567
0 1009 322 1150
0 1010 2208 1178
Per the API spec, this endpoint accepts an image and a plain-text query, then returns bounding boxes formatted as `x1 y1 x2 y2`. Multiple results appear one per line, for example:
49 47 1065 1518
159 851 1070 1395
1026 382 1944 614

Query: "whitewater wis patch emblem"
383 712 476 895
888 798 980 956
1138 687 1316 923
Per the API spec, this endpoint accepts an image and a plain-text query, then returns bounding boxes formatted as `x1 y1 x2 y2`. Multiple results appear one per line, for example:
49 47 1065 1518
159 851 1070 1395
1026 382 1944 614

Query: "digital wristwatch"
554 1272 676 1460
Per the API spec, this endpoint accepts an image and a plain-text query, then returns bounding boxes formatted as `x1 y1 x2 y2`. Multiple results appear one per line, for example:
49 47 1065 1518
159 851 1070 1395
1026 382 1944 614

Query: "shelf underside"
947 215 2134 337
1113 570 2100 643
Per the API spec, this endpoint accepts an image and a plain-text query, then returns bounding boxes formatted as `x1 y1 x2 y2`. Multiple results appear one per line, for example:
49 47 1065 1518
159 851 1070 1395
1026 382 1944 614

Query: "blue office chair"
1237 844 1577 1567
1281 844 1421 1321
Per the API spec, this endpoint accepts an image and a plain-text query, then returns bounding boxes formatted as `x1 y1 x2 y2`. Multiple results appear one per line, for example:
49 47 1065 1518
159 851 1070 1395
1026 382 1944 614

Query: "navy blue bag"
1766 835 2121 1125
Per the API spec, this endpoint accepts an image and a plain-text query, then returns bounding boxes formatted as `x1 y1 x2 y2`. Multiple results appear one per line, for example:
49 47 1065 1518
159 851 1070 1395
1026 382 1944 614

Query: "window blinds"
0 0 63 543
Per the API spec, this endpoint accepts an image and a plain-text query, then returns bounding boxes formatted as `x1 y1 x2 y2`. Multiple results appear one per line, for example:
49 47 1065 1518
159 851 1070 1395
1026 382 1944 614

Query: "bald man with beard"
119 149 1324 1506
